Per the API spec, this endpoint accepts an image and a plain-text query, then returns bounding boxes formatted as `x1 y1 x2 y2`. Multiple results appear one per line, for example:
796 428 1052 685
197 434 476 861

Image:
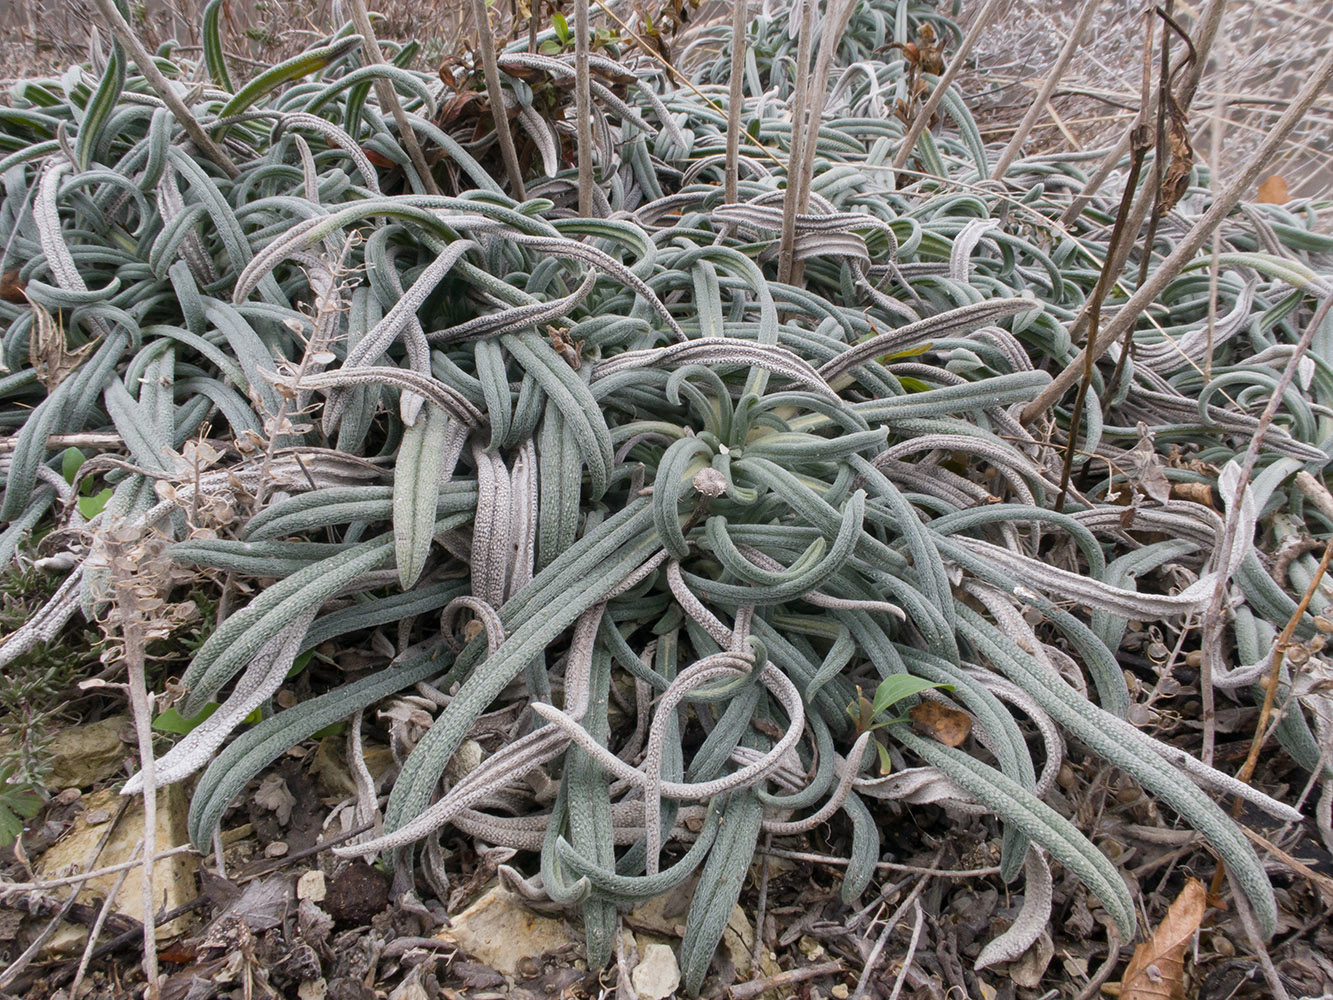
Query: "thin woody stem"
723 0 747 204
470 0 528 200
991 0 1101 180
891 0 1003 173
87 0 239 178
347 0 441 196
575 0 594 215
1020 43 1333 425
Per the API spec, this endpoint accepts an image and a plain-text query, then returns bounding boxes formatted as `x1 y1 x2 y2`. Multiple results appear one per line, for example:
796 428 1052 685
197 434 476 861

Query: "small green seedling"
0 765 44 847
848 675 952 774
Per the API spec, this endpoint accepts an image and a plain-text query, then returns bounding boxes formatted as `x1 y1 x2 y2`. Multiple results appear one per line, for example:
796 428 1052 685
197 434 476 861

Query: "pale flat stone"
297 869 327 902
35 786 197 951
723 904 754 977
45 715 130 789
627 879 695 938
436 886 575 976
631 942 681 1000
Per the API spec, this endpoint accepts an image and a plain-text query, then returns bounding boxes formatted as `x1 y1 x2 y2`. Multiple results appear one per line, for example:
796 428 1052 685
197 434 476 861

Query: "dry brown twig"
85 0 240 178
0 799 131 991
1057 0 1224 228
849 868 934 1000
1226 867 1292 1000
1021 42 1333 424
990 0 1102 180
886 899 924 1000
759 845 1001 878
890 0 1004 173
346 0 441 196
1053 13 1154 512
69 842 139 998
1240 824 1333 899
729 961 845 999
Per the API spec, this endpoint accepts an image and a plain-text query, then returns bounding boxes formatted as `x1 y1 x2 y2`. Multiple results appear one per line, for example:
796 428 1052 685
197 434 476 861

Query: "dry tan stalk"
118 560 162 1000
776 0 816 287
729 962 845 999
68 844 138 998
0 432 123 452
346 0 440 196
991 0 1101 180
575 0 594 215
469 0 528 200
1177 0 1226 108
0 845 198 895
890 0 1004 173
1060 0 1224 226
1204 30 1229 380
1020 43 1333 424
86 0 239 178
724 0 747 204
785 0 860 287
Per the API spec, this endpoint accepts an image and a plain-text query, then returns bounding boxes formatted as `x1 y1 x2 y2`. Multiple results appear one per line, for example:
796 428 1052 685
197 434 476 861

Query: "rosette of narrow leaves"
0 1 1329 990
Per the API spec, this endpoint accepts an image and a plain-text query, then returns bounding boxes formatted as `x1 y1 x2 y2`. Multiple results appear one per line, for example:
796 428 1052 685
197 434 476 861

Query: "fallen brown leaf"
909 700 972 747
30 301 97 390
1158 92 1194 215
1118 878 1206 1000
0 268 25 304
1169 482 1215 509
1256 175 1289 204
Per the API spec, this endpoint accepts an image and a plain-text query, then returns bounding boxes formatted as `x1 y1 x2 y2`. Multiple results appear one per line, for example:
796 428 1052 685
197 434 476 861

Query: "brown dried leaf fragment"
1125 424 1172 505
253 773 296 827
1119 877 1205 1000
1169 481 1215 509
1256 175 1289 204
909 700 972 747
1158 92 1194 215
31 300 97 390
0 268 25 304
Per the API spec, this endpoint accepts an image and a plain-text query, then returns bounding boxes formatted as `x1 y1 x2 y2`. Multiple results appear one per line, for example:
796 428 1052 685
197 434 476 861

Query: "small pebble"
265 841 289 858
297 869 327 902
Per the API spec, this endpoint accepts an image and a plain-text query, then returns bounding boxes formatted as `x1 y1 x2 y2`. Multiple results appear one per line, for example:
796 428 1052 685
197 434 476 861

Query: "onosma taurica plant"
2 0 1331 989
